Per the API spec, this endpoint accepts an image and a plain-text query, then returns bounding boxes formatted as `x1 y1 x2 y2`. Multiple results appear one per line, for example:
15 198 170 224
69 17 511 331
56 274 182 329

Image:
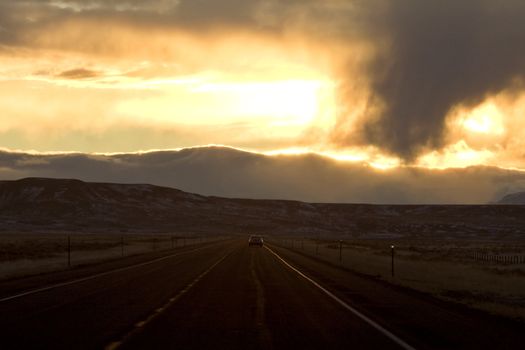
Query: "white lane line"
0 244 217 303
105 251 232 350
265 246 417 350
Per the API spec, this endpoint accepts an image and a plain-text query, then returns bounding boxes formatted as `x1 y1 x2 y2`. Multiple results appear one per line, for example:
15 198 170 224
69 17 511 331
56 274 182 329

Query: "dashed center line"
105 250 233 350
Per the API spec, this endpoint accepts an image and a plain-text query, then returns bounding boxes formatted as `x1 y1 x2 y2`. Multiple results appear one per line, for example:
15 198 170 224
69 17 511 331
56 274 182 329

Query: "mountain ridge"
497 191 525 205
1 177 525 240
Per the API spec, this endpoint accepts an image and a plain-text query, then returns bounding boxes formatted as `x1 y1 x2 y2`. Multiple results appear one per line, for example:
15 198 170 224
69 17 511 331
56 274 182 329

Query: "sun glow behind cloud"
192 80 323 125
111 74 333 144
459 103 505 135
0 24 339 151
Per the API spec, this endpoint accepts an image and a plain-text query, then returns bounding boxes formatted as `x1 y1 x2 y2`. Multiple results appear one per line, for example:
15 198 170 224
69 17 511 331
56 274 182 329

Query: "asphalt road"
0 239 522 349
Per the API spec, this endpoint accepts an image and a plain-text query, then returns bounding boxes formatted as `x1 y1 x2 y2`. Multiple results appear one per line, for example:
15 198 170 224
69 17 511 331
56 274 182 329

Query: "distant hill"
497 192 525 204
1 178 525 239
0 177 334 235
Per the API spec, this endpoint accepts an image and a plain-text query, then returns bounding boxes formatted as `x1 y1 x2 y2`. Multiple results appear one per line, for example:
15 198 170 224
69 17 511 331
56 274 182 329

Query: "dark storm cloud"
173 0 260 27
2 147 525 204
336 0 525 159
0 0 262 31
0 0 301 46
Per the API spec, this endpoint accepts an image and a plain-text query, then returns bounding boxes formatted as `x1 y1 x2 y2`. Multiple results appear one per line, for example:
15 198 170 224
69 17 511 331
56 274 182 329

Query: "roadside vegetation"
0 233 219 280
268 237 525 323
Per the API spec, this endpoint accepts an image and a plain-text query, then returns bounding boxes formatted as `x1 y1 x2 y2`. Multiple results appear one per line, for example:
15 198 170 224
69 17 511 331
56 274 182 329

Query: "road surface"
0 239 522 349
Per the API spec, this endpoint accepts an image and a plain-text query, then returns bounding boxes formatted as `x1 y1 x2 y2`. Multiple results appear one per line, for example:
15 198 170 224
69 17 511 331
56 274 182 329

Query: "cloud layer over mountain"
1 147 525 204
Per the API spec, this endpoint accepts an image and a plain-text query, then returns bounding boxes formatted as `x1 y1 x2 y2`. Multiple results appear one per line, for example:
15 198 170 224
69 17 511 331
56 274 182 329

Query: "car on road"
248 235 264 247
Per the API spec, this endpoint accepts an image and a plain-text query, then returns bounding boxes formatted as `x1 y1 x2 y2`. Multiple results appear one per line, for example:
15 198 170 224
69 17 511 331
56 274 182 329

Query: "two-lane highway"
1 238 522 349
118 243 404 350
0 240 237 349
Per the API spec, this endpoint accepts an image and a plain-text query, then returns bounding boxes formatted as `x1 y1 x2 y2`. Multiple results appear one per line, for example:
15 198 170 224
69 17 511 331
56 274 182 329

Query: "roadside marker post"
339 240 343 263
67 235 71 268
391 245 395 277
121 236 124 257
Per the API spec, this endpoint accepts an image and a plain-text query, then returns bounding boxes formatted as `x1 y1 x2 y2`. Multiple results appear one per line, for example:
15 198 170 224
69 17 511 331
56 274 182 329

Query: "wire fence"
269 237 525 267
470 252 525 264
265 237 525 310
266 236 525 322
0 233 228 280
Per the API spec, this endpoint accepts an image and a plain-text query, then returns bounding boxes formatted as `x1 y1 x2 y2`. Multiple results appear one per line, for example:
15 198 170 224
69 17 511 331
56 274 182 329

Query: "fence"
271 237 525 266
0 233 227 280
266 237 525 322
268 236 525 292
471 252 525 264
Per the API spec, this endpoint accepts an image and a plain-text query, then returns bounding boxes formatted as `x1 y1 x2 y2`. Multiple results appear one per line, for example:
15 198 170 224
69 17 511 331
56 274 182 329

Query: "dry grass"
0 233 215 280
270 237 525 322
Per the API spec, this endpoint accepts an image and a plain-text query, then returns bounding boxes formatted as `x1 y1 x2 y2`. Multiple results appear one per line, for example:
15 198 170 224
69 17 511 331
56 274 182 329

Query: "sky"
2 0 525 202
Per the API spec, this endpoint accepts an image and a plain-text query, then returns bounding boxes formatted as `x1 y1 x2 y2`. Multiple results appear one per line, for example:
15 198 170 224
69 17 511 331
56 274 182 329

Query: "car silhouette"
248 235 264 247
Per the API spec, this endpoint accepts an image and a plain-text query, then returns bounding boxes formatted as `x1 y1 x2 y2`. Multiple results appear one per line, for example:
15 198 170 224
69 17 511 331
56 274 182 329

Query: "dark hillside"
1 178 524 239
